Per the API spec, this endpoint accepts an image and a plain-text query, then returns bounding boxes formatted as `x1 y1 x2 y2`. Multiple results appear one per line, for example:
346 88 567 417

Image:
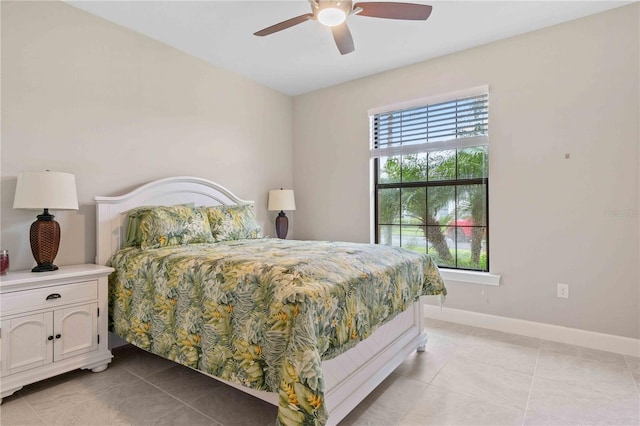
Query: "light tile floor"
1 319 638 425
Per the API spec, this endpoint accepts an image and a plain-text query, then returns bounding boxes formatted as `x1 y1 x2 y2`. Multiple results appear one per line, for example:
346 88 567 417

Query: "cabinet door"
1 312 54 376
53 303 98 361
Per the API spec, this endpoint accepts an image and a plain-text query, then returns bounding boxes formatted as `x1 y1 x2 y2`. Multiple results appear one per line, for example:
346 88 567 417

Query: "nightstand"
0 264 114 403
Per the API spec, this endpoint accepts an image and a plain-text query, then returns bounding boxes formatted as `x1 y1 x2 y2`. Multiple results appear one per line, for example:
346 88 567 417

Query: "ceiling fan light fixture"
318 7 347 27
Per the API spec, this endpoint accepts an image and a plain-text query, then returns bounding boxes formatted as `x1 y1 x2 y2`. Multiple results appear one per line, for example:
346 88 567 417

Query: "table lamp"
268 189 296 239
13 171 79 272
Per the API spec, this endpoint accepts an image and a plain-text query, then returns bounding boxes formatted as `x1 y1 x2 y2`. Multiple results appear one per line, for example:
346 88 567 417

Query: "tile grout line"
451 350 538 376
395 376 430 426
419 329 466 385
426 329 535 417
422 349 455 385
129 367 224 426
169 391 225 426
521 340 542 426
446 336 540 377
427 328 489 383
15 393 49 426
528 348 639 394
623 355 640 397
115 350 279 426
425 381 526 418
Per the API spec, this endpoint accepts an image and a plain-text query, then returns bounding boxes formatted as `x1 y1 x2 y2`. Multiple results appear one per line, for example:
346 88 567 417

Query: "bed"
95 176 446 426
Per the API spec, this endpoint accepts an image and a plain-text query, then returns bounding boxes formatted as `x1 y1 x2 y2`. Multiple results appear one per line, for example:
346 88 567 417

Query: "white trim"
423 305 640 357
439 269 501 286
369 160 376 244
367 85 489 116
94 176 250 205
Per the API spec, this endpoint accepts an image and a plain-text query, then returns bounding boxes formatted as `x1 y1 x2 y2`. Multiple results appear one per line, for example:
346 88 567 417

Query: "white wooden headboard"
94 176 253 266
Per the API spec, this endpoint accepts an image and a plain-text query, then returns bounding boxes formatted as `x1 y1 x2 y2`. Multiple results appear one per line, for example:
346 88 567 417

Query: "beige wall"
293 4 640 339
1 1 293 271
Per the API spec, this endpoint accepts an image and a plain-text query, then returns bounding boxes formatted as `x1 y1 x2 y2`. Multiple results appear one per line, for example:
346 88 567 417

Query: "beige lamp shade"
13 171 79 272
268 189 296 211
14 171 79 210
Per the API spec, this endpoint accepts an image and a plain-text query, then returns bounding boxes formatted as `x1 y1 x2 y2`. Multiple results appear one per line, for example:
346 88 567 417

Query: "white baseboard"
423 304 640 358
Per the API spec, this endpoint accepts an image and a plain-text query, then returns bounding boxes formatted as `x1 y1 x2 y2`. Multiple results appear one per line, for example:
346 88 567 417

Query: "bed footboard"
322 299 425 425
187 299 426 425
178 299 425 426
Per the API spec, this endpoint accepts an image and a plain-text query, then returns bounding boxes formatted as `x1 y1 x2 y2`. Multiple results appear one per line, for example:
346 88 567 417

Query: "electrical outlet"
557 283 569 299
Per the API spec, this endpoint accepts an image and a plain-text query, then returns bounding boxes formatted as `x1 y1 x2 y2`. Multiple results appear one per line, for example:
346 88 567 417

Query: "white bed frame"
95 176 427 426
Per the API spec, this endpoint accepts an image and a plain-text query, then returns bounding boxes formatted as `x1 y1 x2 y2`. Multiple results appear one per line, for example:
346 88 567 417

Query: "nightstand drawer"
0 280 97 316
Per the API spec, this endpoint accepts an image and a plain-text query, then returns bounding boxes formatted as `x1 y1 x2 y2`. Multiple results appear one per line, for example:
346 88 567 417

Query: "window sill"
439 269 501 286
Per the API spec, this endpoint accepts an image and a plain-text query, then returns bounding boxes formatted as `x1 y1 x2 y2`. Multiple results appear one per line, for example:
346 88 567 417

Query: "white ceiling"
66 1 632 96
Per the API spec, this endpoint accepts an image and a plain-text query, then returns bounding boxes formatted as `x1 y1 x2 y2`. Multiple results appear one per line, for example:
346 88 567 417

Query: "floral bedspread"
109 239 446 425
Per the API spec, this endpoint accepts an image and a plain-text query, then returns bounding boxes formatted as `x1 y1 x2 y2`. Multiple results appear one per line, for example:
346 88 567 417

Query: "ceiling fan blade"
331 22 355 55
353 2 432 20
254 13 314 36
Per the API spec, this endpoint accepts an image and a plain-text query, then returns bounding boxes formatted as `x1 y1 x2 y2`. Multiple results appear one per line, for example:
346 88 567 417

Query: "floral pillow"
206 204 262 242
137 205 215 250
124 207 147 248
123 204 195 248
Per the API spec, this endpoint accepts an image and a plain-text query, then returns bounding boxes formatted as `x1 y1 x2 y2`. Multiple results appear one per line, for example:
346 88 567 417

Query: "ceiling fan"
254 1 432 55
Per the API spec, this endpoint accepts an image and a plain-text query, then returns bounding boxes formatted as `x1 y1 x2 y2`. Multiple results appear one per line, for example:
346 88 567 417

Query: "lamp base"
32 263 59 273
275 211 289 239
30 209 61 273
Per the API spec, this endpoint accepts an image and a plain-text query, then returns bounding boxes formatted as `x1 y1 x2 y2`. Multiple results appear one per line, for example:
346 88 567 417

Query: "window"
370 87 489 271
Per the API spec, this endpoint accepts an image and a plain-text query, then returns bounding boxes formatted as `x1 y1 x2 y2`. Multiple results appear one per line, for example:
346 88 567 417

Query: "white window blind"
370 91 489 158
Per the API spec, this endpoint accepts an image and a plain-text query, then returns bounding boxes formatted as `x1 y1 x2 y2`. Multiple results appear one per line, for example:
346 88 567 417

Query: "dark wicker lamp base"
30 209 61 272
275 211 289 239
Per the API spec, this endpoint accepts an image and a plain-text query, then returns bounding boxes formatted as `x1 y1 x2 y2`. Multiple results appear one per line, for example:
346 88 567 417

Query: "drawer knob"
55 334 61 339
47 336 54 341
46 293 61 301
